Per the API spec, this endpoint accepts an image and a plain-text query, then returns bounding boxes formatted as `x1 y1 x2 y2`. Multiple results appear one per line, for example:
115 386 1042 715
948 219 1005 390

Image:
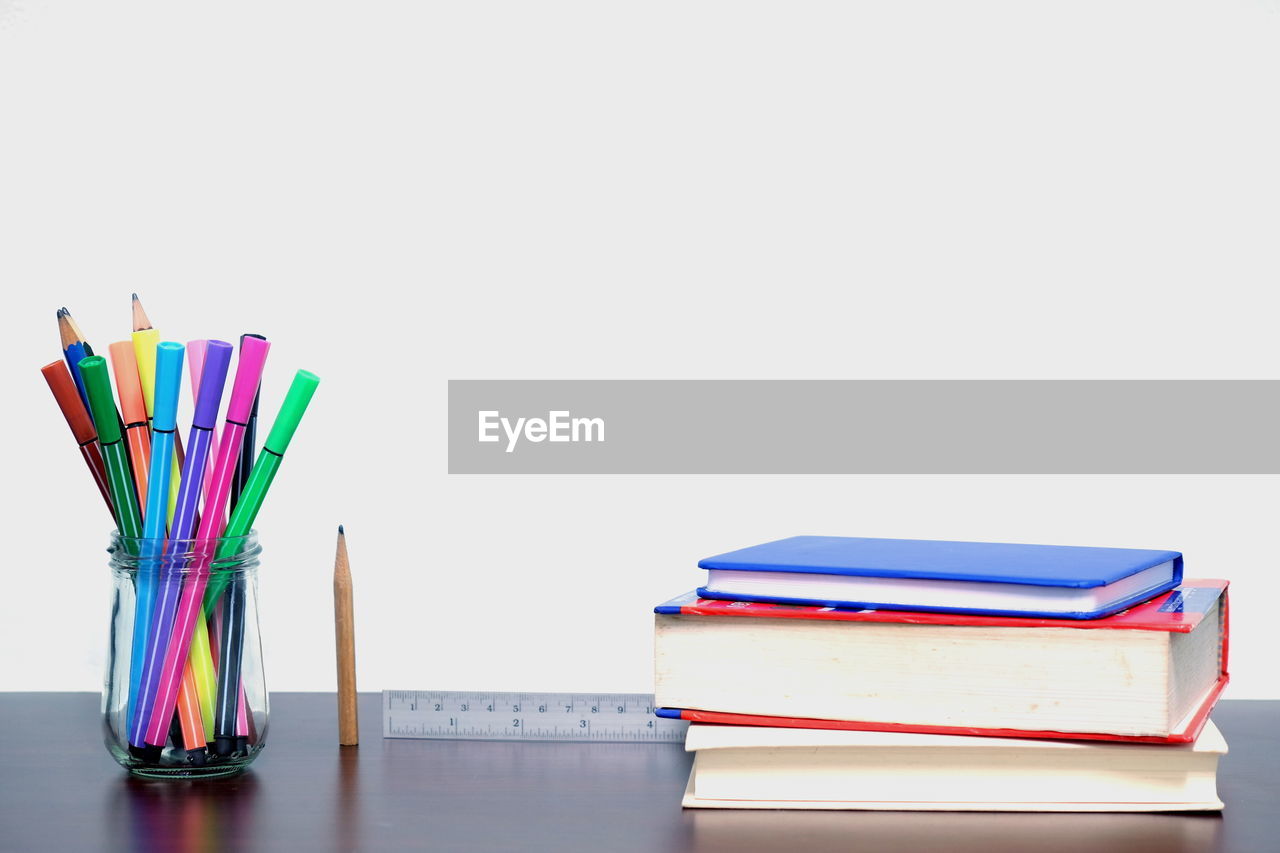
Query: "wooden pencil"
62 306 132 471
58 308 94 415
334 524 359 746
131 291 153 332
130 293 187 524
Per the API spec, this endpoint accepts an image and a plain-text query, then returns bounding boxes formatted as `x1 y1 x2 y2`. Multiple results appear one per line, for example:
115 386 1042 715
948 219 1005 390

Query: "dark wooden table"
0 695 1274 852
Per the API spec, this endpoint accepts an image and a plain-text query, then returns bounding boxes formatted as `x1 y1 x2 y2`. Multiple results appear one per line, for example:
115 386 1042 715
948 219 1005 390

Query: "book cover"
696 535 1184 618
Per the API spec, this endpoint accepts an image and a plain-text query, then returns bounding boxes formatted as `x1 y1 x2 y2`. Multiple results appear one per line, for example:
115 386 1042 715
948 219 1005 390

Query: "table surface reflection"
0 695 1274 852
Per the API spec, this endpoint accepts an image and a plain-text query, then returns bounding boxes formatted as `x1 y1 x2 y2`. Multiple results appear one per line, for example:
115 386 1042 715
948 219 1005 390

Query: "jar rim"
107 529 262 570
108 529 260 547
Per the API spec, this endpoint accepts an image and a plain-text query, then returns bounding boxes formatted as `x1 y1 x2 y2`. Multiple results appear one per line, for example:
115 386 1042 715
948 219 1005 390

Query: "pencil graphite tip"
131 292 153 332
338 524 344 535
57 310 78 349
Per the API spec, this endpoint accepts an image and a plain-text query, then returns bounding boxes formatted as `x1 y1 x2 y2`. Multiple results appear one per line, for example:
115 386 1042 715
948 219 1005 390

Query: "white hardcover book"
681 721 1227 812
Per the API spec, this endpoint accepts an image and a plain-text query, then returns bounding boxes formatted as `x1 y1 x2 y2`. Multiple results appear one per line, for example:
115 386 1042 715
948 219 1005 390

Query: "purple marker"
127 340 233 756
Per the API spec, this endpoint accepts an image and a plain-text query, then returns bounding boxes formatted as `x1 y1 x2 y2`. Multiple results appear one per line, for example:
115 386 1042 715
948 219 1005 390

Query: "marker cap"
193 341 234 429
108 342 148 425
264 370 320 454
41 361 97 444
152 342 186 433
79 356 122 444
227 336 270 422
241 334 267 417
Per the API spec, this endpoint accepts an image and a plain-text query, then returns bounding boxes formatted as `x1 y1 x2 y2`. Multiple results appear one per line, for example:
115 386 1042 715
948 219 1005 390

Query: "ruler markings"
383 690 688 742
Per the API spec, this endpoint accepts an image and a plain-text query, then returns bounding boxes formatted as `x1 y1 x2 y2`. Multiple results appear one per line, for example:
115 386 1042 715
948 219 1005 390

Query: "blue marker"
126 342 185 732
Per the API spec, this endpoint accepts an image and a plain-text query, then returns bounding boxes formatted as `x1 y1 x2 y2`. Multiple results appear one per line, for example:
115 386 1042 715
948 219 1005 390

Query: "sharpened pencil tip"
130 293 153 331
338 524 344 535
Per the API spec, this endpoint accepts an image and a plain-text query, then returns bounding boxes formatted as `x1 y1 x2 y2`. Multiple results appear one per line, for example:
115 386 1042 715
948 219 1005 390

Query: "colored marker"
40 361 112 514
133 295 185 525
109 342 151 518
180 339 224 735
78 357 143 541
206 603 253 744
129 341 232 754
210 369 320 754
231 334 266 508
188 341 222 510
177 660 207 759
126 343 184 724
144 337 271 749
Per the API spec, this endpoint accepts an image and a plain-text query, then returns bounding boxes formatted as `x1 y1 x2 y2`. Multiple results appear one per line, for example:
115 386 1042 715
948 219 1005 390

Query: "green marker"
202 369 321 614
206 369 319 755
80 356 143 540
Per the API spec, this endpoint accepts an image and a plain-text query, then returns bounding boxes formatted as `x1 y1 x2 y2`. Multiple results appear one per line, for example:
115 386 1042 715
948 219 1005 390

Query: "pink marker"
237 683 251 742
144 336 271 747
187 341 222 515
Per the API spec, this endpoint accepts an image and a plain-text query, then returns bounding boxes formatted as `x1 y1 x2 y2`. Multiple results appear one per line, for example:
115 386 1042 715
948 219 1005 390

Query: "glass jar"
103 531 268 778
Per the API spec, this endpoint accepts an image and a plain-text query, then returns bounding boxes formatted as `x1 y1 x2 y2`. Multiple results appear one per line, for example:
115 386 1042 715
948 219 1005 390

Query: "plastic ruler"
383 690 689 742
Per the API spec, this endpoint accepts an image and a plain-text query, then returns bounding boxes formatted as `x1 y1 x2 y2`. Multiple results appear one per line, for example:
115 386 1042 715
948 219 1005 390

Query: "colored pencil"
78 357 143 542
58 309 94 419
129 341 232 753
126 342 184 729
231 334 266 508
145 337 270 749
209 369 320 753
132 294 185 525
130 293 151 341
334 525 358 746
40 361 112 513
108 342 151 518
64 308 131 468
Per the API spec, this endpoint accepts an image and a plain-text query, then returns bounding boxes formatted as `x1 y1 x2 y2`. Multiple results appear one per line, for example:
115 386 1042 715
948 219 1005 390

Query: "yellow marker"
191 618 217 733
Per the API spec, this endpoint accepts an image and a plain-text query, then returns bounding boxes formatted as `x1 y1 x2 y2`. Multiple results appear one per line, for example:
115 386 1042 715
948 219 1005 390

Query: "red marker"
41 361 113 514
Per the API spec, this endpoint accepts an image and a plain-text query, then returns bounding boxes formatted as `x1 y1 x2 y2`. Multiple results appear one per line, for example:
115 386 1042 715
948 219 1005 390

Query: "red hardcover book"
655 580 1229 744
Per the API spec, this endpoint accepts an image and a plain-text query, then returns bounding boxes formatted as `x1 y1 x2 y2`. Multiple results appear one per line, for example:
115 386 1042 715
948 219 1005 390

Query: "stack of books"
653 536 1229 812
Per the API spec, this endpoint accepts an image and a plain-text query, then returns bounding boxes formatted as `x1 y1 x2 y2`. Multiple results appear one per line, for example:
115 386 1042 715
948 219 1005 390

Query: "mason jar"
102 531 268 778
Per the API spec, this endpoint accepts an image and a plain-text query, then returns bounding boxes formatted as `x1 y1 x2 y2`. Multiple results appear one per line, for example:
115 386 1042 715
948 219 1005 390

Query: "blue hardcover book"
696 536 1183 619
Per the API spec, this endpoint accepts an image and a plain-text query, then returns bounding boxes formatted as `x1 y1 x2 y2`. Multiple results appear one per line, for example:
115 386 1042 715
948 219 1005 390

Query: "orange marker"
177 659 207 752
108 342 151 520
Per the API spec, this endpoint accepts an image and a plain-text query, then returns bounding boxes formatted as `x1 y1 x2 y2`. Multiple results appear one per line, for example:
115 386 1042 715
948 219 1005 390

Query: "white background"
1 2 1277 697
